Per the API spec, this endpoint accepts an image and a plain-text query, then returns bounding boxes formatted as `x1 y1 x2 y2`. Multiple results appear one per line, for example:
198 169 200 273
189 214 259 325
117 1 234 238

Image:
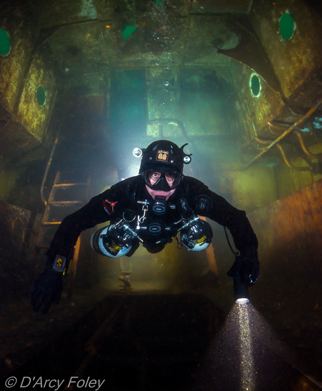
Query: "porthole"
36 86 47 106
0 28 11 57
249 73 261 98
279 10 296 41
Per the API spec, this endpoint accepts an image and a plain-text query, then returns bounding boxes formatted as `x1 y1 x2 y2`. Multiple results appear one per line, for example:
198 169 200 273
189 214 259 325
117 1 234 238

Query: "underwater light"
132 147 142 158
237 301 255 390
236 297 250 305
233 274 250 304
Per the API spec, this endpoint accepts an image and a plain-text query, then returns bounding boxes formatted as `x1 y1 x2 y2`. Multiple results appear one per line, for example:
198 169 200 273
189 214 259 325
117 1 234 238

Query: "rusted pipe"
268 120 292 128
294 130 320 157
245 100 322 169
267 121 285 134
267 124 320 159
275 144 292 168
276 143 313 171
254 136 272 145
40 137 59 206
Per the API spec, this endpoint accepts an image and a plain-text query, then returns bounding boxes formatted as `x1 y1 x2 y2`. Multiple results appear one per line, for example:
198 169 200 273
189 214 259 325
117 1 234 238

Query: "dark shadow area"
5 294 222 391
2 293 321 391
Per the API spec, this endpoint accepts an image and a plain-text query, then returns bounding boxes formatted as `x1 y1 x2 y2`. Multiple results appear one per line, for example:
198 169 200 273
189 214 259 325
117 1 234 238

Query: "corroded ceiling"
26 0 253 80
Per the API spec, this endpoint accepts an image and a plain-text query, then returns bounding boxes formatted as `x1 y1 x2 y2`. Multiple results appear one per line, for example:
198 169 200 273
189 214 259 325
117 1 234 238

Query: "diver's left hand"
31 266 63 314
227 247 259 286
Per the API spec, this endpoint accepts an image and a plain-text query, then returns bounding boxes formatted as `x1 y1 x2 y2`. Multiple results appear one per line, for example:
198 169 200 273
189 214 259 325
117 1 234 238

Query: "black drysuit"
46 175 258 262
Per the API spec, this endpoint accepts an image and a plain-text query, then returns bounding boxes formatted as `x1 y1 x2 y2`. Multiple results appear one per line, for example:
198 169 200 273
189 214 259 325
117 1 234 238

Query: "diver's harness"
91 197 213 258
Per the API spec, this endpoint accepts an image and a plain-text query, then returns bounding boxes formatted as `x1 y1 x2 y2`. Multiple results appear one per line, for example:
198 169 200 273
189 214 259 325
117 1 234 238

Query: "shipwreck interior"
0 0 322 390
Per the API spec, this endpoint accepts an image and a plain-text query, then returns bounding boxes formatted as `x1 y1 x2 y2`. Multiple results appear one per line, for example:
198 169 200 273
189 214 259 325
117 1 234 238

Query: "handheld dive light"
233 273 250 305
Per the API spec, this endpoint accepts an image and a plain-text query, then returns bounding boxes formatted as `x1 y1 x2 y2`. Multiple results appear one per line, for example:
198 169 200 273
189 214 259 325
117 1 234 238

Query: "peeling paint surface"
0 23 33 113
251 0 322 98
230 60 284 139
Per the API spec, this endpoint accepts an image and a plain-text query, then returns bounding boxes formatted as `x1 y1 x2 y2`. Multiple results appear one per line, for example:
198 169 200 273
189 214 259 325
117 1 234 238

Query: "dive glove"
31 255 66 314
227 247 259 286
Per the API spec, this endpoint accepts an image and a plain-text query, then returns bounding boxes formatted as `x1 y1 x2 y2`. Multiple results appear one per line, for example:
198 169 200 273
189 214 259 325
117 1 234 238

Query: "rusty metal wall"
251 0 322 101
0 10 57 144
249 178 322 332
0 201 34 300
251 176 322 277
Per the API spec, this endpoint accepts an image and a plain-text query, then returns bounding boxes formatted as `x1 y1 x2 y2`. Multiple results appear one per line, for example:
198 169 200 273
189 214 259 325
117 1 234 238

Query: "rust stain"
17 54 56 141
251 0 322 98
0 26 33 113
250 179 322 272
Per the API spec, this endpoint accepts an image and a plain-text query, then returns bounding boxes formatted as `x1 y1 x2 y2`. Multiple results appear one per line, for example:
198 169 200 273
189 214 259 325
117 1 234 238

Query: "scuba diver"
31 140 259 313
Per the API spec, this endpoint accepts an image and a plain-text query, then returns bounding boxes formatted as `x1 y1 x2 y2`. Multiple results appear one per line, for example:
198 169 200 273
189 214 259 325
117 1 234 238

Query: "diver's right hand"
31 266 63 314
227 247 259 286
